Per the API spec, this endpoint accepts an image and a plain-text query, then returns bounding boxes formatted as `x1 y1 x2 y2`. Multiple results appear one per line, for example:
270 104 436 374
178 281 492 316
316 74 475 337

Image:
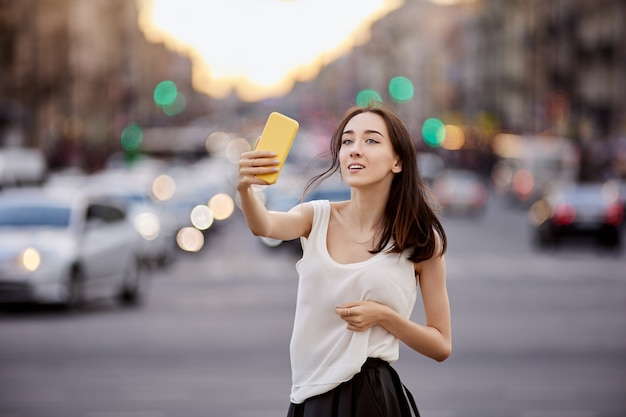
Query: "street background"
1 196 625 417
1 1 626 416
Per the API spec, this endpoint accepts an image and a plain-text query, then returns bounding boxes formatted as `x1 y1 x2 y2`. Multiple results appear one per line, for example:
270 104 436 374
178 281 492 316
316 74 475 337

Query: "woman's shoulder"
301 199 344 213
413 230 445 274
328 200 349 210
287 200 316 217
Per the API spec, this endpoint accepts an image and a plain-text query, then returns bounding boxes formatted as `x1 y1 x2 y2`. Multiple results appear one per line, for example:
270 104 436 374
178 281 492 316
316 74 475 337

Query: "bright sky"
136 0 404 102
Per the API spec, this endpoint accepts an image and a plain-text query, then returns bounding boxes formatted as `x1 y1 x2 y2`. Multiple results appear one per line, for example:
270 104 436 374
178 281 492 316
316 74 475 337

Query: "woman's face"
339 111 402 188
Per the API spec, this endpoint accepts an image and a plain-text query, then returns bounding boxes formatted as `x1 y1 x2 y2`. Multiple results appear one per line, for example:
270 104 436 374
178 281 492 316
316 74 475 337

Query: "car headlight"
19 247 41 272
134 212 161 241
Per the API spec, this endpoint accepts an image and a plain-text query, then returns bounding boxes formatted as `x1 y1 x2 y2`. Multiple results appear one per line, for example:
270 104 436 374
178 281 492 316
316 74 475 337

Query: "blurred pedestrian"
237 104 451 417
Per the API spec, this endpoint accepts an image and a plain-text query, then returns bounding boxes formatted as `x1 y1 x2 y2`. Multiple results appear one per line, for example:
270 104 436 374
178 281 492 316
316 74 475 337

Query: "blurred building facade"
0 0 209 171
291 0 625 180
1 0 624 180
466 0 625 180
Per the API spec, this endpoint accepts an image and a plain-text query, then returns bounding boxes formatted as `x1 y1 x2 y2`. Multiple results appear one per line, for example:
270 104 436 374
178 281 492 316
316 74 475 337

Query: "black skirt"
286 358 420 417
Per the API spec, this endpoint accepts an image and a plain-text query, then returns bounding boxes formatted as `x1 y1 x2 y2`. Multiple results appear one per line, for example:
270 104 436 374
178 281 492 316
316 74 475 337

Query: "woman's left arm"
336 253 451 362
396 253 451 361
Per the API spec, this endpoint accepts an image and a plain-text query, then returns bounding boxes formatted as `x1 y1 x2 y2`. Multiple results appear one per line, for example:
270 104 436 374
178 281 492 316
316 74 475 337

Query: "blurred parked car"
48 169 179 267
529 182 624 249
0 147 47 188
0 188 148 307
89 182 178 267
431 169 489 217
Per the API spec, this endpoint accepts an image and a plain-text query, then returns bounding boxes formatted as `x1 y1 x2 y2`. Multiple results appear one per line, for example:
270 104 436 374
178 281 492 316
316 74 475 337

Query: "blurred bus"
491 134 580 206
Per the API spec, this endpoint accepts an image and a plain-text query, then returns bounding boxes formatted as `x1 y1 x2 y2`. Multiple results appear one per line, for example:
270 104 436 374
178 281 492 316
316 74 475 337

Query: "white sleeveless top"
289 200 417 404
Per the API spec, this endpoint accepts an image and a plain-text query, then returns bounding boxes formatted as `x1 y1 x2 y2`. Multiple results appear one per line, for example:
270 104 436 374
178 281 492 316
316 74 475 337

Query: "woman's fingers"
239 153 278 171
240 150 277 162
336 302 386 332
336 305 355 318
334 305 365 331
248 156 279 168
238 151 279 187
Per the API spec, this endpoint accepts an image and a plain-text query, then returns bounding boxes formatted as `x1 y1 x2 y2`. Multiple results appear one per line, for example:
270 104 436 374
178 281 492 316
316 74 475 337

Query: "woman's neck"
342 188 388 232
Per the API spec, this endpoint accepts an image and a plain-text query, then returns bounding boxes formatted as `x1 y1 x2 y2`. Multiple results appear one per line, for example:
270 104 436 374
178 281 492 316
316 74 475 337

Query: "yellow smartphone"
255 112 299 184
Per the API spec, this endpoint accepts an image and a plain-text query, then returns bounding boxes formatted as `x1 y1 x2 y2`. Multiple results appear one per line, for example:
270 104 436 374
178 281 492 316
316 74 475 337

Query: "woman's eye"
342 138 353 145
366 138 379 144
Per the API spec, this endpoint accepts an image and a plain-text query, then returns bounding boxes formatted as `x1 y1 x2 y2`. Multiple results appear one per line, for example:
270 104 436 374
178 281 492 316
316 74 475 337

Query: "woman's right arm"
237 150 312 240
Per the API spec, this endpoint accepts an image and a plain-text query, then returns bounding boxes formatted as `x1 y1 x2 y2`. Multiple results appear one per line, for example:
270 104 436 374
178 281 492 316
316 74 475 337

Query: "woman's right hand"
237 150 279 191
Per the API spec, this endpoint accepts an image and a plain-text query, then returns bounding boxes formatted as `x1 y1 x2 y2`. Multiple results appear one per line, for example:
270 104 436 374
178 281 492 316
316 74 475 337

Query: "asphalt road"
1 197 625 417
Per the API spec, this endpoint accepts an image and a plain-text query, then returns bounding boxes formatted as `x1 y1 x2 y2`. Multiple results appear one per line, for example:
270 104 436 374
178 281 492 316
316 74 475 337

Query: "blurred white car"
0 147 47 187
87 181 178 268
431 169 489 217
0 188 148 307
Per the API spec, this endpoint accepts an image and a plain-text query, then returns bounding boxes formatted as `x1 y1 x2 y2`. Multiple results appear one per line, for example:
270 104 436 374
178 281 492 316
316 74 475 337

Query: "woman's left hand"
335 301 390 332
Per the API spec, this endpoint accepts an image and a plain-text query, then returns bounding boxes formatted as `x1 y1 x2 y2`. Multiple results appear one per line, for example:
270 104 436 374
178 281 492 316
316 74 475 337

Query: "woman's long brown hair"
304 104 447 263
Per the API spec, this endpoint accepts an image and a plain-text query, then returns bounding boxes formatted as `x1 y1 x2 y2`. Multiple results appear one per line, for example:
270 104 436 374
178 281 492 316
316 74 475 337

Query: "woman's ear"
392 159 402 173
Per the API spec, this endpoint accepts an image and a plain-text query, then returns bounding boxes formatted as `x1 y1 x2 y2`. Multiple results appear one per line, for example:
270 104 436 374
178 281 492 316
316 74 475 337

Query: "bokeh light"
153 80 178 107
226 137 252 164
133 212 160 241
512 169 534 200
205 131 232 154
442 125 465 150
601 180 620 202
151 174 176 202
421 118 445 147
121 123 144 151
162 92 186 116
491 160 514 194
209 193 235 221
190 205 214 230
176 227 204 252
388 76 414 103
492 133 523 158
529 199 550 225
356 89 382 107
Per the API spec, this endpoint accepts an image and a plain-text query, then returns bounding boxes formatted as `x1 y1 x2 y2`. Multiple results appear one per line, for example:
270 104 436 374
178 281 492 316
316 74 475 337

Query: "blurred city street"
1 194 625 417
1 1 626 416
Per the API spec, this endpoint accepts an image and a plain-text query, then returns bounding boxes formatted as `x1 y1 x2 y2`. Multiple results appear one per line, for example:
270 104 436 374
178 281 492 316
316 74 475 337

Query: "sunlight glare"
136 0 404 101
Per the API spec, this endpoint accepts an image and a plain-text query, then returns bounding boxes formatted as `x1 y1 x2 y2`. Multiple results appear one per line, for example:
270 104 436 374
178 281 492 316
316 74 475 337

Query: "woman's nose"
350 142 363 157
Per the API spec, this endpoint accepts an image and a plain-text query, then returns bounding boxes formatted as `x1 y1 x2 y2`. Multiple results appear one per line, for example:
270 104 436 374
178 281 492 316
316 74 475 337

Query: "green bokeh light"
356 89 382 107
153 80 178 107
421 118 445 147
121 123 143 151
163 92 186 116
389 76 414 103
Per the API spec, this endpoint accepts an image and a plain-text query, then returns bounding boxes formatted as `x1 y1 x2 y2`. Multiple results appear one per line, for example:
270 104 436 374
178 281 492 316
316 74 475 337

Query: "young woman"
237 104 451 417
